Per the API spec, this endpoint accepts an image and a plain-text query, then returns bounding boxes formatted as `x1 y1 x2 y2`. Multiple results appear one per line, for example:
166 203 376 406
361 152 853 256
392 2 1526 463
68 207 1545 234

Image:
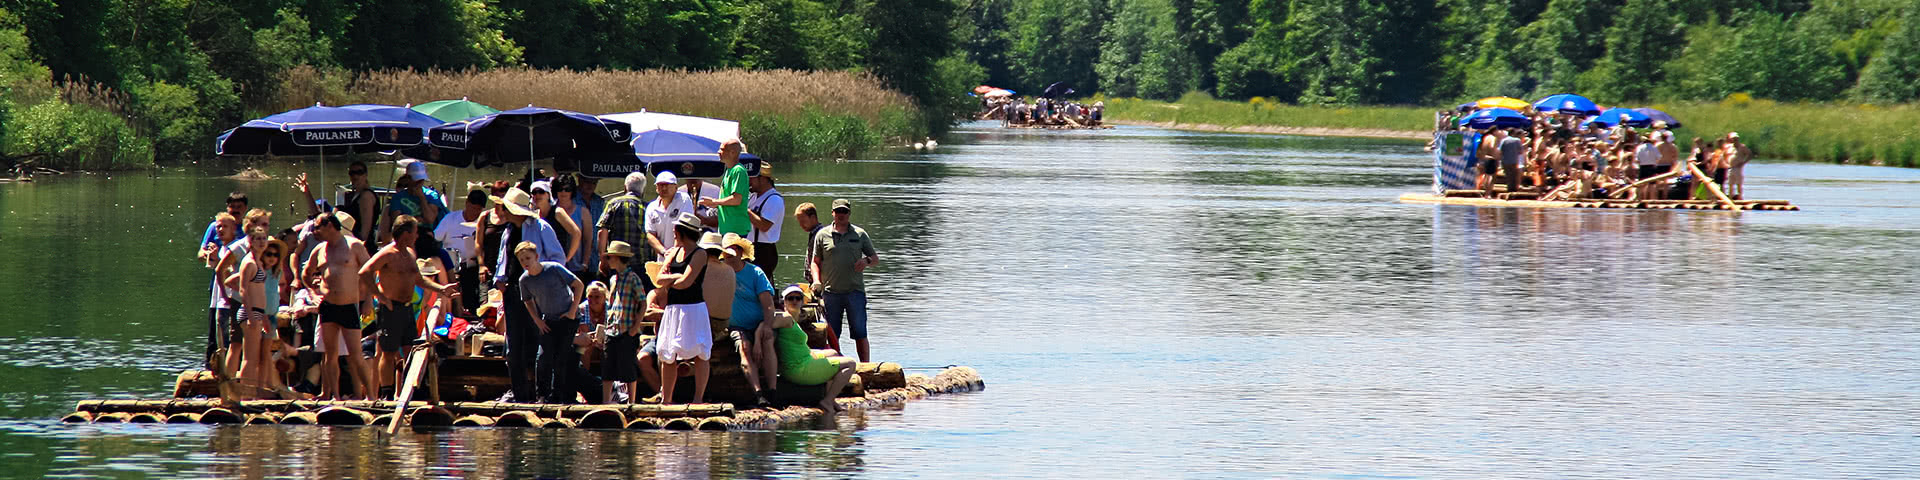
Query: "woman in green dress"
770 285 857 415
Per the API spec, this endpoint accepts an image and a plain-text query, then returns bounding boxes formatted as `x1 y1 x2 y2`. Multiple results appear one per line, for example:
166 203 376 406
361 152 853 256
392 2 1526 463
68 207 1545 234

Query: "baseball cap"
654 171 679 185
831 198 851 212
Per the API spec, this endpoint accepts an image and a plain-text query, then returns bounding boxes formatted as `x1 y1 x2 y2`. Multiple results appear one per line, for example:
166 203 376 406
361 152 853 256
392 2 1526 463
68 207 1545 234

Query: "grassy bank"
282 67 926 162
1102 93 1920 167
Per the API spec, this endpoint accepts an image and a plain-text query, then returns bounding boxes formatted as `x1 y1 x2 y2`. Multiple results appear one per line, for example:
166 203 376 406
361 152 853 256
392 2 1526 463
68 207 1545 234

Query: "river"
1 122 1917 479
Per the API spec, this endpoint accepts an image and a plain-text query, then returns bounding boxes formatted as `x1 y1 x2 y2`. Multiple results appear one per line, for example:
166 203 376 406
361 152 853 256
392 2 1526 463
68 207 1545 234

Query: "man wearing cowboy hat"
745 160 786 278
720 233 778 406
489 186 566 402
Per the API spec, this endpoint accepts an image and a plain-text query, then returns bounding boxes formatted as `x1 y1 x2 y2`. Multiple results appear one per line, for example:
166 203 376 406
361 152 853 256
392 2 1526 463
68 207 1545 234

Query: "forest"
0 0 1915 168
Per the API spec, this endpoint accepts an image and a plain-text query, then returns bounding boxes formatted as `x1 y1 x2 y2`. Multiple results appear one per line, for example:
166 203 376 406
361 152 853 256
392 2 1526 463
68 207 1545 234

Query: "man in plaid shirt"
598 240 650 403
596 172 653 265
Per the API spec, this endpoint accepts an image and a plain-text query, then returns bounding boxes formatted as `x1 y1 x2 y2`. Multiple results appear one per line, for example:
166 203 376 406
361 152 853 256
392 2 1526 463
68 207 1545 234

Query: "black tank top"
665 248 706 305
344 187 380 238
480 216 506 269
543 208 570 259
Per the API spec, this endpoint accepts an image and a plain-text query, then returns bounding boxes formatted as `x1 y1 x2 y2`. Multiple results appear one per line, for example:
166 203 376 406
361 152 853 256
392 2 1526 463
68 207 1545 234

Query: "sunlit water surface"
1 122 1916 479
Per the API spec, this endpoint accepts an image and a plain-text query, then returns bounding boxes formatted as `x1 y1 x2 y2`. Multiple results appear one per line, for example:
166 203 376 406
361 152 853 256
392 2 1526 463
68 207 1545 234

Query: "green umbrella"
411 97 501 123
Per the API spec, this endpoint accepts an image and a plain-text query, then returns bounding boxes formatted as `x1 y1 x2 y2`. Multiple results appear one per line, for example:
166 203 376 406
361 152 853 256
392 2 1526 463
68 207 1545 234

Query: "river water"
1 122 1917 479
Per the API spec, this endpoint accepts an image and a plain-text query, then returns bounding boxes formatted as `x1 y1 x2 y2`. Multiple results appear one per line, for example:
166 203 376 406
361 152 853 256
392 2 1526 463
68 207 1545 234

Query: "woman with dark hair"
653 213 714 404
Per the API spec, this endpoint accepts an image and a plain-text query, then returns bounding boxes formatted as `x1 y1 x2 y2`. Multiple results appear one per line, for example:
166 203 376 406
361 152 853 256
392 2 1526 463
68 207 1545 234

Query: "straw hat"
697 231 724 252
720 232 754 261
261 238 289 259
331 211 357 234
491 187 538 217
673 211 702 234
417 257 442 276
604 240 636 258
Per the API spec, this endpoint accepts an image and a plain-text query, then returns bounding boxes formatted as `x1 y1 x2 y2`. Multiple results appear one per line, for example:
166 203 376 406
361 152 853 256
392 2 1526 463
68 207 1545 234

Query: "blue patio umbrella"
1458 107 1531 130
1587 107 1652 128
1533 93 1602 116
215 103 442 188
1631 108 1681 128
420 106 631 176
577 128 762 179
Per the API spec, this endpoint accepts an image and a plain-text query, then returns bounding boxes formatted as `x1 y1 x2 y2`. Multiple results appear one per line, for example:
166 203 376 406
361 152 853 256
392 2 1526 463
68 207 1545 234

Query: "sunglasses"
783 296 804 302
263 250 282 258
348 169 367 175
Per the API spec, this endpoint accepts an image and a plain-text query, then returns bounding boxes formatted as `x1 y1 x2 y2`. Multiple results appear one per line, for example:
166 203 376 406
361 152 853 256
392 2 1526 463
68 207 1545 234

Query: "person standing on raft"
305 213 377 400
810 198 879 362
654 213 716 405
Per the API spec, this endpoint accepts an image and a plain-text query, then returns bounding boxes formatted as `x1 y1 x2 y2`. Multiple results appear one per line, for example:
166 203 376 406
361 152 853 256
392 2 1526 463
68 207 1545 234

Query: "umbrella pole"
528 125 535 181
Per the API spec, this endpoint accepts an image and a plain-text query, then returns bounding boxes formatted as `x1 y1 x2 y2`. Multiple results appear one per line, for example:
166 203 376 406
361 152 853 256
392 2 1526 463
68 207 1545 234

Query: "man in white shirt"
1635 139 1662 199
435 190 488 312
745 161 786 277
644 171 695 261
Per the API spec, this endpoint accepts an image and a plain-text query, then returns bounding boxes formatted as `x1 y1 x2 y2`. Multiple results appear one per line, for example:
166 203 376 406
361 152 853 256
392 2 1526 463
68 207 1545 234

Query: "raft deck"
1399 192 1800 211
64 366 984 431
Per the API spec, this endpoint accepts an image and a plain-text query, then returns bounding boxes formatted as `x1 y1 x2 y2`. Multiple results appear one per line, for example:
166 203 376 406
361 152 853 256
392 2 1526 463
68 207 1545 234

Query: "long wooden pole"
387 347 430 434
1609 170 1684 199
1685 161 1740 210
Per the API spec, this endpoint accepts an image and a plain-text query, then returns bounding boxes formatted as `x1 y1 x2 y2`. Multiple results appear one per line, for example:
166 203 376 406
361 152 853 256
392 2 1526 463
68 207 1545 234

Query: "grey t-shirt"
1499 137 1526 166
519 261 579 319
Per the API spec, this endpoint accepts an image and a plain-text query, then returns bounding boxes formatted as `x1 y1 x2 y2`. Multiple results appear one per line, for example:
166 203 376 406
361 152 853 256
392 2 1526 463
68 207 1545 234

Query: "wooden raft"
66 366 983 432
1399 193 1801 211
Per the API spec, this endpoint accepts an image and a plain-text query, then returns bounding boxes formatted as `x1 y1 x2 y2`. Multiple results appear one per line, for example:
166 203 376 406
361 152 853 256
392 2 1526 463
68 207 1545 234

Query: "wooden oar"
386 347 430 434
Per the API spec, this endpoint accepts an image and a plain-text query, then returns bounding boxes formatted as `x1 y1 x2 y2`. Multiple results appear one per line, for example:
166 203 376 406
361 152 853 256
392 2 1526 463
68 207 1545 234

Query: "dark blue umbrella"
577 129 761 179
215 103 442 187
421 106 632 172
1631 108 1681 128
1533 93 1602 116
1588 107 1652 128
1458 107 1530 130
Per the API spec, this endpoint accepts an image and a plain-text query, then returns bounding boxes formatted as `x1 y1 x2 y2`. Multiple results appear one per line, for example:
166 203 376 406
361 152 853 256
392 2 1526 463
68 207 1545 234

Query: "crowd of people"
980 96 1104 128
196 139 883 414
1437 109 1754 202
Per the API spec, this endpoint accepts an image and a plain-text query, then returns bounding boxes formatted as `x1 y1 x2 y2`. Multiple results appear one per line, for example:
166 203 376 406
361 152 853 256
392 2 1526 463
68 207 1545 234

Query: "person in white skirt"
652 212 716 404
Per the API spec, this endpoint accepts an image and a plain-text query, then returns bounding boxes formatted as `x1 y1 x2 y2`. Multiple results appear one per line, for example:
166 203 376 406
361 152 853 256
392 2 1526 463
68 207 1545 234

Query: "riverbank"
1100 93 1920 167
1106 119 1426 141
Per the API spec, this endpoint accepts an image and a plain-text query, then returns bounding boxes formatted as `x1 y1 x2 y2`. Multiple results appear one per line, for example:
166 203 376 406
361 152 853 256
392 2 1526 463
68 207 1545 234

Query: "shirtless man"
359 215 459 398
305 213 377 400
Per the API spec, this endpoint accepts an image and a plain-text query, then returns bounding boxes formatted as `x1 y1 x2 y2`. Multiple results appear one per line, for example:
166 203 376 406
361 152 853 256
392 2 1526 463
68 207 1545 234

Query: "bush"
4 100 153 170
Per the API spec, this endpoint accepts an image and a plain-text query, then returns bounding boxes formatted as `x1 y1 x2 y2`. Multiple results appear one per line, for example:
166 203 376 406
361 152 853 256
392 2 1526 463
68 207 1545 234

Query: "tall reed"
271 67 924 160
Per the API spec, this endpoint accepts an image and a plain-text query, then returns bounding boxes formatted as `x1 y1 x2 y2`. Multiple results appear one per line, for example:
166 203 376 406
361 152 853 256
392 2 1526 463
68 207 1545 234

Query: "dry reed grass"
340 68 914 125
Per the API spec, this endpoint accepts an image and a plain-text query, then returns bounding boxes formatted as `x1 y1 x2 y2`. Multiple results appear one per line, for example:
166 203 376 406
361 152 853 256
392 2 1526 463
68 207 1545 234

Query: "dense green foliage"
964 0 1920 108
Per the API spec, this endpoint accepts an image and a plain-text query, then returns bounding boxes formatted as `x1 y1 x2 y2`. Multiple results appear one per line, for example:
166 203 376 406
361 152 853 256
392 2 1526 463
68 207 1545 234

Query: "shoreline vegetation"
293 68 928 163
1100 93 1920 167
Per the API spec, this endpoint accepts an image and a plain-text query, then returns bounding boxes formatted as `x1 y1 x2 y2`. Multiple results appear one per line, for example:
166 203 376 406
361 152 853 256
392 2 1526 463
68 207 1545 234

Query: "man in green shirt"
700 139 752 237
810 198 879 362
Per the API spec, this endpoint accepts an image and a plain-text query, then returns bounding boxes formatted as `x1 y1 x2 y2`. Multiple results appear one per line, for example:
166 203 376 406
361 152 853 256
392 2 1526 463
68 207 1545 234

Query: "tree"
1004 0 1105 93
1280 0 1399 105
1096 0 1197 99
1518 0 1613 96
1855 5 1920 103
1210 0 1284 99
1581 0 1684 102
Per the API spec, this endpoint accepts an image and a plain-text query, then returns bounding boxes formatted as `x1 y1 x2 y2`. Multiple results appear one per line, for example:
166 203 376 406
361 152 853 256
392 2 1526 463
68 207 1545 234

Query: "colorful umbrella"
1475 96 1533 110
411 97 501 123
1533 94 1601 116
